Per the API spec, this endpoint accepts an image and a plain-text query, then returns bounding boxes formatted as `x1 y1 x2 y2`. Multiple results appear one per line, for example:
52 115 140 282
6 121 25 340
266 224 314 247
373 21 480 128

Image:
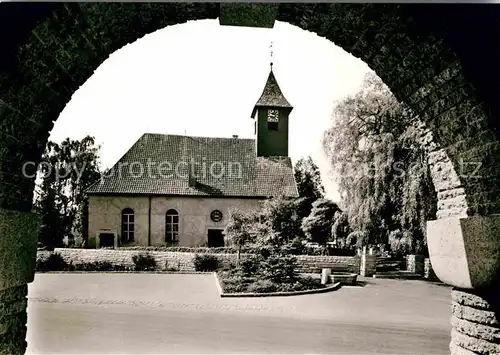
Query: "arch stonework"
0 3 499 354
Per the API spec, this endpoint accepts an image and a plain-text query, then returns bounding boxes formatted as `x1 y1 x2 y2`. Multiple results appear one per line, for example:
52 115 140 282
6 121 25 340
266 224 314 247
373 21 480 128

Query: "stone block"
321 268 331 285
451 328 500 354
360 253 376 277
424 258 437 279
406 254 425 275
427 214 500 288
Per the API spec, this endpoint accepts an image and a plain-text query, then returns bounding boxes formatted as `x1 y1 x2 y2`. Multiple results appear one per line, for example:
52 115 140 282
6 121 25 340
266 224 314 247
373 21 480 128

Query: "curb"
213 272 225 295
35 271 212 275
213 272 342 298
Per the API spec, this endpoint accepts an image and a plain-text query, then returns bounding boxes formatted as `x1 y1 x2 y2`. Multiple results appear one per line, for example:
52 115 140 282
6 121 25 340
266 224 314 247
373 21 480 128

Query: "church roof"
253 69 293 109
86 133 299 198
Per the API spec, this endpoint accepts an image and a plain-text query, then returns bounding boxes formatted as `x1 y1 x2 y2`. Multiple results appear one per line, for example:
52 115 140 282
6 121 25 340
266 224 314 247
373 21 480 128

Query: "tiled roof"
254 69 293 108
86 133 299 198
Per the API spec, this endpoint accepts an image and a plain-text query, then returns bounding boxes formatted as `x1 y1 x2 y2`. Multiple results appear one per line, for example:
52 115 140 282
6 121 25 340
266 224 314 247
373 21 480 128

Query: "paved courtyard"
26 273 452 354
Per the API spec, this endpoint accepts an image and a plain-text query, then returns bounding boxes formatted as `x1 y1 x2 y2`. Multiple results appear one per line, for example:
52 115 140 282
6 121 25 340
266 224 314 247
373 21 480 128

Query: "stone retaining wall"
37 249 360 274
295 255 360 274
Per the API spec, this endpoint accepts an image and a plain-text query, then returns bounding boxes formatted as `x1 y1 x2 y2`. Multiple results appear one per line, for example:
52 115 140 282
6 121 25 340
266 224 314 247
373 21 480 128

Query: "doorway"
207 229 224 248
99 232 115 248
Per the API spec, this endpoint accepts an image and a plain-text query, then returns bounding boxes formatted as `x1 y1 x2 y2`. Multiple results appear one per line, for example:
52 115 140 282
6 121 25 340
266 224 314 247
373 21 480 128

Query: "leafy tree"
223 208 258 263
331 211 350 247
36 187 62 251
293 156 325 222
301 198 341 245
322 72 437 252
34 136 101 249
346 230 368 249
256 195 304 247
294 156 325 201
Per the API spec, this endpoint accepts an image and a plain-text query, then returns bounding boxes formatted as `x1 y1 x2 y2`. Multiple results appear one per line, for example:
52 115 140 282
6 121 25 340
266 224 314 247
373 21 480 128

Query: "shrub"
247 279 278 293
218 272 253 293
260 253 299 284
36 252 69 272
132 253 157 271
299 275 325 289
72 261 120 271
193 253 219 271
279 281 308 292
237 255 261 276
257 245 273 259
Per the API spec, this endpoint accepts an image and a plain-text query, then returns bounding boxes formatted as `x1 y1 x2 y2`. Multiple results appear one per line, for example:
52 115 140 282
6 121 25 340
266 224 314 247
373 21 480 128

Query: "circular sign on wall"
210 210 223 222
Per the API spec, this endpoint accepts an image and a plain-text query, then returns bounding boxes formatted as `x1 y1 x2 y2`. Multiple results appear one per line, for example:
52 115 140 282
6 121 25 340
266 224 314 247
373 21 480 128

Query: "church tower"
251 44 293 157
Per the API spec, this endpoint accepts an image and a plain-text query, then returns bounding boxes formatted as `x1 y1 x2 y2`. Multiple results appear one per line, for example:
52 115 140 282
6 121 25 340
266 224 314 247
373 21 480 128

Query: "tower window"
267 121 278 131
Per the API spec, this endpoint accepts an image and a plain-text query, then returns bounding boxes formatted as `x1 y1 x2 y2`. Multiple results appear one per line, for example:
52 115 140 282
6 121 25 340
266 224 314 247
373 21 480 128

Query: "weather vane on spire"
269 41 274 68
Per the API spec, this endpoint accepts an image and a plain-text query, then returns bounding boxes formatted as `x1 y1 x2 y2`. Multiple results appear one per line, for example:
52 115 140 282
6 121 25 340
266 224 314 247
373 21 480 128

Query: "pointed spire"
251 40 293 118
253 70 292 109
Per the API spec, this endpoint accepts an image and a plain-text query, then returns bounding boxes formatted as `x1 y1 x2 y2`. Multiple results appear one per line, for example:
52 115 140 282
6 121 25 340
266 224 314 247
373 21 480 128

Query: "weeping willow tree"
322 72 437 253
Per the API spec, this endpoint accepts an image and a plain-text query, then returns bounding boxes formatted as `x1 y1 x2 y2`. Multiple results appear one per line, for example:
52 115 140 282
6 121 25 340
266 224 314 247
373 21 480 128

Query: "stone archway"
1 3 499 354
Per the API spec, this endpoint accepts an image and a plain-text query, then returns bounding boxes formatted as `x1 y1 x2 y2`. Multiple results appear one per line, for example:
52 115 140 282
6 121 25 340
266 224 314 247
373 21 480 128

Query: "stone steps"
376 256 404 272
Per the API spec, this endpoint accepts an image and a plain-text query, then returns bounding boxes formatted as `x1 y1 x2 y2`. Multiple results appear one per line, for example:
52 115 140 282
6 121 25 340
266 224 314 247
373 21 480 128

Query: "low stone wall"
294 255 360 274
38 249 196 271
37 249 360 274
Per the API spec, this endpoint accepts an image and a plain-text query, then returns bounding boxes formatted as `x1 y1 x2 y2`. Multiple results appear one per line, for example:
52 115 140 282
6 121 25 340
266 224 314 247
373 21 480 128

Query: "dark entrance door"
207 229 224 248
99 233 114 248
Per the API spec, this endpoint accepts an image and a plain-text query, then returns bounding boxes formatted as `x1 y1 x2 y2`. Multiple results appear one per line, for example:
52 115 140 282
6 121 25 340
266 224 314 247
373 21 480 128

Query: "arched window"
121 208 134 243
165 209 179 243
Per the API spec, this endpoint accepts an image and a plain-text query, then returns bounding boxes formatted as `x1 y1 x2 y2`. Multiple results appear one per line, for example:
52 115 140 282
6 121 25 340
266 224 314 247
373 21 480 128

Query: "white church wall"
88 195 264 248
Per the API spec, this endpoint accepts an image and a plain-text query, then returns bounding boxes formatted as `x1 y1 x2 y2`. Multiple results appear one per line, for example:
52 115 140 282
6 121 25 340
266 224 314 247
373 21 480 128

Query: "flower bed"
217 270 326 293
215 251 329 294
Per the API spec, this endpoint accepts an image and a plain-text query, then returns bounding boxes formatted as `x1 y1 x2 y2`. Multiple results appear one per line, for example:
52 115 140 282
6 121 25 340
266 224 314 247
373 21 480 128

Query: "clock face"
267 109 279 122
210 210 223 222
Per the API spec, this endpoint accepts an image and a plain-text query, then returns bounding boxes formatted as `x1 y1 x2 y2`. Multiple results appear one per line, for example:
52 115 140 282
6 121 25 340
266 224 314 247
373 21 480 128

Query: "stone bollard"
406 254 425 275
321 268 331 285
360 248 376 277
424 258 437 280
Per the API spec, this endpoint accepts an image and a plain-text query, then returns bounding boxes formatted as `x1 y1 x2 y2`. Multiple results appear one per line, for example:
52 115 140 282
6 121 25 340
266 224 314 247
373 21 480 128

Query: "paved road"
26 274 452 354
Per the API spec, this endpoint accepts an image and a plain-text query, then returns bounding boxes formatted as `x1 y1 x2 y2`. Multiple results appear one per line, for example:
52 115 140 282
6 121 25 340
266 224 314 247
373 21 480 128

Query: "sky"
48 19 371 202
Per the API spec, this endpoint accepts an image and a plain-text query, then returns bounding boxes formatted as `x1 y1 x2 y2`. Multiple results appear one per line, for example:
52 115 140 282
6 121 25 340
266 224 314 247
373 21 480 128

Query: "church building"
86 66 299 248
